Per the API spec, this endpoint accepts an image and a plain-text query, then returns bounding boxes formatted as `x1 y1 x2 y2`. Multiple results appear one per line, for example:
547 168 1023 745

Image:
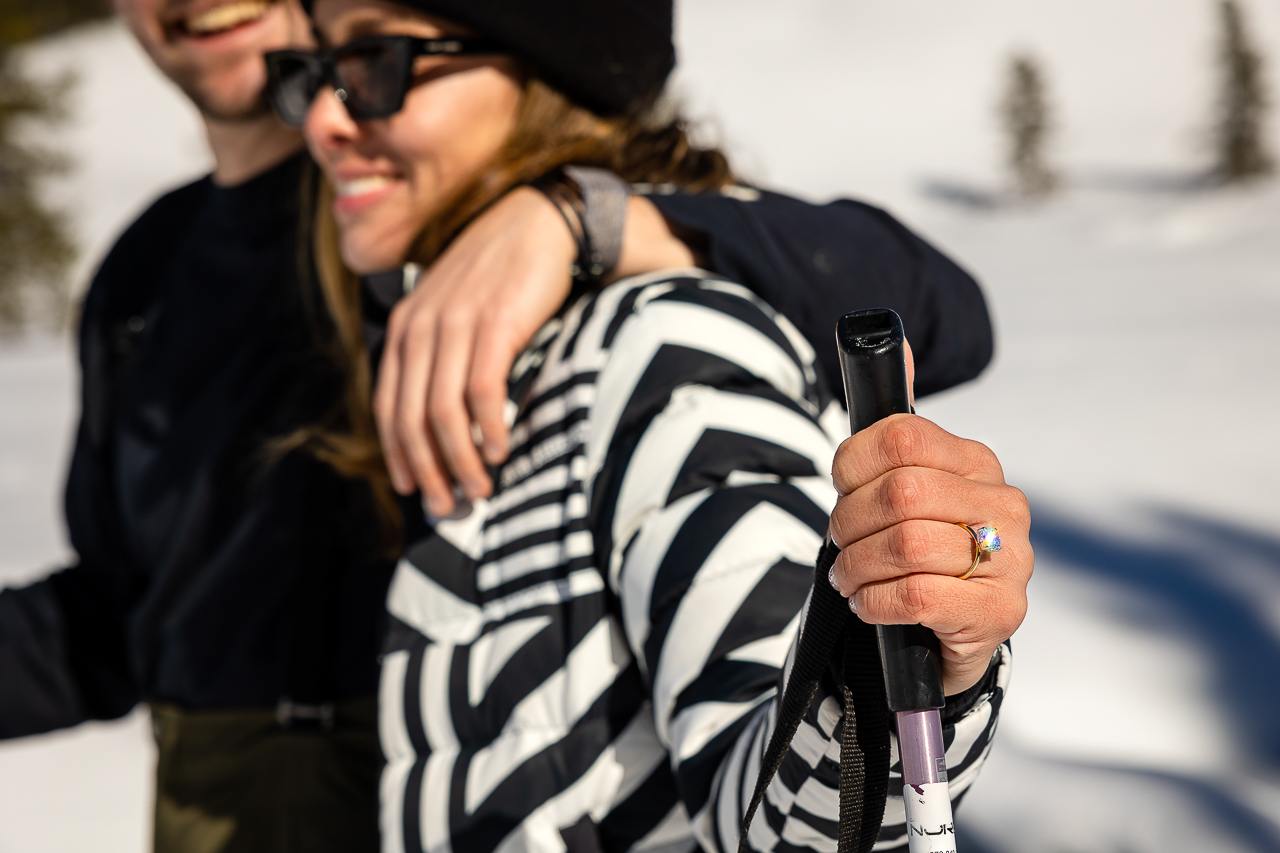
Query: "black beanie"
302 0 675 116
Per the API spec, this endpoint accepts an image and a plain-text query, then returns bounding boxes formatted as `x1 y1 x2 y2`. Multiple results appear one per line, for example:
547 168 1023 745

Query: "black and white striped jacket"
379 271 1010 853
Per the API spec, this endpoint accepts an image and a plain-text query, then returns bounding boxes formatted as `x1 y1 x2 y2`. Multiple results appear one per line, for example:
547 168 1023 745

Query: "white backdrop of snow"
2 2 1279 851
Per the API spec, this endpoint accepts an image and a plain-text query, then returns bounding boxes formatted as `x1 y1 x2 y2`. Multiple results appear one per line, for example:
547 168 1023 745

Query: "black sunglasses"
264 35 502 128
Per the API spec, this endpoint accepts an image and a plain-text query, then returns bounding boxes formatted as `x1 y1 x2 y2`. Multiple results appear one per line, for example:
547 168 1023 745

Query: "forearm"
608 194 699 283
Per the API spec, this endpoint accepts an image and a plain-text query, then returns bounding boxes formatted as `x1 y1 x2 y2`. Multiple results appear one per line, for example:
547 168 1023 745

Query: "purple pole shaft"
896 709 947 787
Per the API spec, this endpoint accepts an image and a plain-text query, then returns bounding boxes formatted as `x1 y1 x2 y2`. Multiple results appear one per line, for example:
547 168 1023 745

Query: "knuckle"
396 408 422 439
386 301 410 334
881 417 929 468
831 437 858 493
438 305 475 335
888 521 933 570
426 407 453 436
828 498 856 548
1001 486 1032 527
898 573 933 620
985 586 1026 638
406 304 439 335
883 468 930 521
968 438 1000 472
466 373 502 404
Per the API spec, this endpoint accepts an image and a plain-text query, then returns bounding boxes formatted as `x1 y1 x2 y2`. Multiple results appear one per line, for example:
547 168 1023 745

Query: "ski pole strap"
737 538 891 853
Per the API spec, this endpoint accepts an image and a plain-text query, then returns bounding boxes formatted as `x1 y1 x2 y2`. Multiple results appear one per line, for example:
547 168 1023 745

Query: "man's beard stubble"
170 69 275 123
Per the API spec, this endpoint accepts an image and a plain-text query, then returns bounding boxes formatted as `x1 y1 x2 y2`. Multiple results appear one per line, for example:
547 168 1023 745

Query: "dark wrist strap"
531 170 591 284
532 166 631 285
737 538 890 853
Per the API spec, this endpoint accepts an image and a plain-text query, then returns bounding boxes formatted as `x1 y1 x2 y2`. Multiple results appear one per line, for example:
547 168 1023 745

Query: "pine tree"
0 50 74 331
0 0 109 331
1000 54 1057 198
1214 0 1272 181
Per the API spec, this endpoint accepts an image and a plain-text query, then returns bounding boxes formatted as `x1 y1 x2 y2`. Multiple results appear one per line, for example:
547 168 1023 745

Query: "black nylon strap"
840 616 891 853
737 539 890 853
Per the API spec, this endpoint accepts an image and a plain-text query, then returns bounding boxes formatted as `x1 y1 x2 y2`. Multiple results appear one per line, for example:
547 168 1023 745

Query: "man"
0 1 993 851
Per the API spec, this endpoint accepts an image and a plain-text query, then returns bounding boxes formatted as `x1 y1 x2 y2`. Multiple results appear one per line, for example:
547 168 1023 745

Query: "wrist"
940 646 1004 726
531 166 632 286
510 185 578 268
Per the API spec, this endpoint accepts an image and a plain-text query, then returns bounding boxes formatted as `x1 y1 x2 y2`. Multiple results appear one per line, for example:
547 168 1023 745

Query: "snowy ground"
3 1 1280 851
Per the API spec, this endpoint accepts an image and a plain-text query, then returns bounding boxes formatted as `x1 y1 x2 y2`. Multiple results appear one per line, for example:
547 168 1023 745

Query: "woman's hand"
375 186 577 513
827 412 1032 697
376 186 698 515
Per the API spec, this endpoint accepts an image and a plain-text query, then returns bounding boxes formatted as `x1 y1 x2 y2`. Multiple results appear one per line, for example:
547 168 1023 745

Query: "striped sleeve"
583 274 1009 853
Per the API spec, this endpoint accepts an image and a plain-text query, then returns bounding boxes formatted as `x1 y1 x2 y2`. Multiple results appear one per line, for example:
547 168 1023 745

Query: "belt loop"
276 697 336 731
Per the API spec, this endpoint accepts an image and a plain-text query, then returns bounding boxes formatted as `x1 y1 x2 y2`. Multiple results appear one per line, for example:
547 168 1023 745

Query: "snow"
2 2 1279 851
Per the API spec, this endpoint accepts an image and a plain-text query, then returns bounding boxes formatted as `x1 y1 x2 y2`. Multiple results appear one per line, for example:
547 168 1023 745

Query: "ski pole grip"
836 309 946 713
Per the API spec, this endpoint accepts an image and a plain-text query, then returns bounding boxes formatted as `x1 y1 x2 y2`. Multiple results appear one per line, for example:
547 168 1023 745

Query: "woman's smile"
331 171 399 217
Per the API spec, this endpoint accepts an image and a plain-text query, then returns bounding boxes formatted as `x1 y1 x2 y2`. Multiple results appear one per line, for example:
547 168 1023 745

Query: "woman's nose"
303 84 360 153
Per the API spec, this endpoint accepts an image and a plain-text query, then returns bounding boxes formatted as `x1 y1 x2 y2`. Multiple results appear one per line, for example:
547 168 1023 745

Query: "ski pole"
836 309 956 853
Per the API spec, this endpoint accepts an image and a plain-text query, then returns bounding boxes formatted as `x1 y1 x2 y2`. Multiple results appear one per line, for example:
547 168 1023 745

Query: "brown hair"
307 78 733 530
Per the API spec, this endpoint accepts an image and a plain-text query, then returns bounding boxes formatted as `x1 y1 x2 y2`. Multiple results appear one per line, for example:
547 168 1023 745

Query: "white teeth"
336 176 393 198
185 1 271 35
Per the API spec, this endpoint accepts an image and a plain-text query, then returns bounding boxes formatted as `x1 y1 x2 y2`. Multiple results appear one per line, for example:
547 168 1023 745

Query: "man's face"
114 0 313 121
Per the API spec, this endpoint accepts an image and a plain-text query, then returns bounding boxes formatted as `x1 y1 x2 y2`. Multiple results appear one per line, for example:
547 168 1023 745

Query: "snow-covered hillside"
2 2 1279 851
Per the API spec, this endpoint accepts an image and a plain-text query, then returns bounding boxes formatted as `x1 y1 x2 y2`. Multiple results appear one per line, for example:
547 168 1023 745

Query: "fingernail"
483 442 506 465
848 595 859 615
828 566 842 594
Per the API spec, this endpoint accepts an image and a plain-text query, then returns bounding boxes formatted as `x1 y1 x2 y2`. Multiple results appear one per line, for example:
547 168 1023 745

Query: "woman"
270 1 1032 851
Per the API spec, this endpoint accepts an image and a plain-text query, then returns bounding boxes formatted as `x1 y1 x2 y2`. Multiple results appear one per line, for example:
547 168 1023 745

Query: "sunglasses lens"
334 41 406 120
267 54 319 127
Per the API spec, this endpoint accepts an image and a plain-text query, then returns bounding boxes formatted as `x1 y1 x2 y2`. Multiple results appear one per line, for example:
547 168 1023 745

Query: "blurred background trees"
1213 0 1272 181
1000 53 1057 199
0 0 110 332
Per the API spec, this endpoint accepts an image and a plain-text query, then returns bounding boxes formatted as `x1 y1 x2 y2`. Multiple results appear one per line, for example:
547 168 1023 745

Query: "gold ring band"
954 523 1001 580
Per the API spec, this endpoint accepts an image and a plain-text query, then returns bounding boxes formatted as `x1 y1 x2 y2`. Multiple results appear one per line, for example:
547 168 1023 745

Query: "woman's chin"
339 236 408 276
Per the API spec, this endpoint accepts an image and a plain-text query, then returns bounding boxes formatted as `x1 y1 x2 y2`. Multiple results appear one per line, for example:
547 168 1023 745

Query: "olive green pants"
150 700 381 853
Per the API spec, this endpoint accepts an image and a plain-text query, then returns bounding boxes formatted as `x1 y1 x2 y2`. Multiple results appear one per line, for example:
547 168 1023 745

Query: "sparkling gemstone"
976 526 1002 552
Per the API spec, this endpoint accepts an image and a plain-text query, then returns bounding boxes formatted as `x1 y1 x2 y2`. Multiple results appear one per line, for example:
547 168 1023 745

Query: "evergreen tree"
1000 53 1057 198
0 0 112 45
1214 0 1272 181
0 0 108 331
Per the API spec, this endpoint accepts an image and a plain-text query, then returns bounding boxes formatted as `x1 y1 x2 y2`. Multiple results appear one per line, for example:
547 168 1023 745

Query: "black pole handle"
836 309 945 713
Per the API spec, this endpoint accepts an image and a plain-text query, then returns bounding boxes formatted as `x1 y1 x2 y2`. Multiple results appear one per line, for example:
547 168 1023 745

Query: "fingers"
823 404 1034 696
386 294 461 514
425 310 493 505
467 322 524 465
829 467 1028 549
370 186 577 509
831 413 1004 496
849 570 1028 695
830 519 985 591
375 306 415 495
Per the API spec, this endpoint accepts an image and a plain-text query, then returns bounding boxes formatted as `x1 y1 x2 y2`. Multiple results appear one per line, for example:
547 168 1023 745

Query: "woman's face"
306 0 523 273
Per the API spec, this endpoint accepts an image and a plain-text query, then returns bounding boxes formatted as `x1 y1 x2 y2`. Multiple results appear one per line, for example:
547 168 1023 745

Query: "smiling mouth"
336 176 395 198
179 0 274 37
